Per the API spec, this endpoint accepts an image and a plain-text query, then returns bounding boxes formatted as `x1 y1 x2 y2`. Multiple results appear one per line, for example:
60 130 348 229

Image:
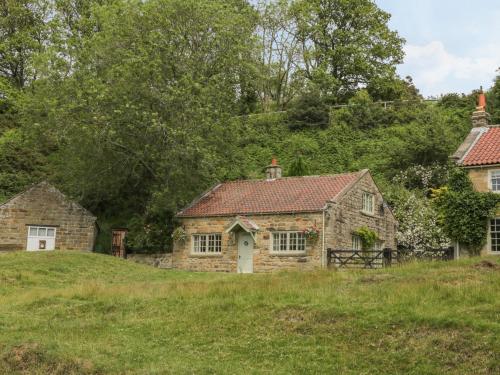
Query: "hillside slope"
0 252 499 374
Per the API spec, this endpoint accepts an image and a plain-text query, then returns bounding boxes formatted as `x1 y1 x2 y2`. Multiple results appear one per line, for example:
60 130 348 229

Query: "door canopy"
225 216 259 242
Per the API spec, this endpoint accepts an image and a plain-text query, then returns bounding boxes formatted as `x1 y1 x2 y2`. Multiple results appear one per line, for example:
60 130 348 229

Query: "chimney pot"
477 92 486 110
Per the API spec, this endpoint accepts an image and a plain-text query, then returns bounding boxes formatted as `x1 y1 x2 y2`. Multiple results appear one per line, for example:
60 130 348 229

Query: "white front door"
27 226 56 251
237 232 254 273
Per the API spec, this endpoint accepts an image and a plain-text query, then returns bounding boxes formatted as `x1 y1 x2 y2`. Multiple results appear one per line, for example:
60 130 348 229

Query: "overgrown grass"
0 252 499 374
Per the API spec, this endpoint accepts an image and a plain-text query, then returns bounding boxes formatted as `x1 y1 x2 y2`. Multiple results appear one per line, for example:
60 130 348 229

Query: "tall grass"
0 251 499 374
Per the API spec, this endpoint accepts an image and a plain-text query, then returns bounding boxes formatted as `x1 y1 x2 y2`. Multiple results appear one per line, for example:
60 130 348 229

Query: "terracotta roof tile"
178 171 364 217
462 127 500 166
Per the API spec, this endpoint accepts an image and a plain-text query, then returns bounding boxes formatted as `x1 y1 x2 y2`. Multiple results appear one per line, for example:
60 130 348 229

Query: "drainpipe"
322 208 326 268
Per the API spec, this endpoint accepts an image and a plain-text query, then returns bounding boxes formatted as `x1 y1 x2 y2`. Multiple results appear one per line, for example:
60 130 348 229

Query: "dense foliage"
433 169 500 255
0 0 497 252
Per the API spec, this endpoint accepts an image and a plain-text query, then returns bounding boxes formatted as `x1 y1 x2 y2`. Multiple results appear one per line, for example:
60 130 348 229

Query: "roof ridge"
220 170 362 185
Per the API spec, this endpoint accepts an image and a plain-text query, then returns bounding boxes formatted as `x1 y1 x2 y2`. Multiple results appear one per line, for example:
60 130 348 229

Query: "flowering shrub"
392 163 450 191
303 226 320 241
171 227 187 242
393 190 450 251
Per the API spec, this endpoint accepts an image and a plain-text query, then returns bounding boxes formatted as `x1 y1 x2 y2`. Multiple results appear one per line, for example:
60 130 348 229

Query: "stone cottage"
452 92 500 256
0 182 97 252
173 161 397 273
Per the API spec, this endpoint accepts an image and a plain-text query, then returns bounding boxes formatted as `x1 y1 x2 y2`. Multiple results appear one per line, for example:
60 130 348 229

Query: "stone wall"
127 253 173 268
468 167 499 194
173 213 324 273
326 172 398 251
467 166 500 255
0 182 97 251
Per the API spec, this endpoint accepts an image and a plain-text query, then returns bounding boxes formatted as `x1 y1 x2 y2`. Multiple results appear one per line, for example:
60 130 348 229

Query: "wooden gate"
327 247 454 269
111 228 128 258
326 249 392 269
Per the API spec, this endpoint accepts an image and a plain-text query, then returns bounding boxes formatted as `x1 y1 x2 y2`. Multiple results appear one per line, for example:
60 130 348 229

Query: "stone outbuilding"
452 92 500 256
173 161 398 273
0 182 97 252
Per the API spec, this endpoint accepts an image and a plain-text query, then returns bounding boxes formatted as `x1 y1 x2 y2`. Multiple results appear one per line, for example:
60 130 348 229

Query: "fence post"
326 248 331 267
383 248 392 267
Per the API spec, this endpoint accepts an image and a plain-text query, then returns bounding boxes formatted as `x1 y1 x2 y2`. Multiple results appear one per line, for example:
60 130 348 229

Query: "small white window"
491 218 500 252
47 228 55 237
272 232 306 253
37 227 47 236
491 171 500 192
29 227 37 236
352 235 362 250
362 192 375 214
192 234 222 254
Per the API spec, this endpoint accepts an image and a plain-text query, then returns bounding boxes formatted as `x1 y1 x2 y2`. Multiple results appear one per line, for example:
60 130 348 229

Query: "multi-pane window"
28 226 56 237
352 235 362 250
491 218 500 252
362 192 374 214
272 232 306 253
491 171 500 192
192 234 222 254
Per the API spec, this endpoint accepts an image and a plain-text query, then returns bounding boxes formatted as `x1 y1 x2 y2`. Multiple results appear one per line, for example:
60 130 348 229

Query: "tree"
288 153 308 176
256 0 304 111
488 72 500 124
21 0 259 250
0 0 50 88
291 0 404 102
286 86 330 129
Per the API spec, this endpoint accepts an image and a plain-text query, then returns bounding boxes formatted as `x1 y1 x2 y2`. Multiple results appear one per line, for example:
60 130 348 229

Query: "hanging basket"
303 226 320 242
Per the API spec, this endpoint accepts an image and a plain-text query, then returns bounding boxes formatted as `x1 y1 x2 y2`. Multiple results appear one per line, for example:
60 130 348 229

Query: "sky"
375 0 500 98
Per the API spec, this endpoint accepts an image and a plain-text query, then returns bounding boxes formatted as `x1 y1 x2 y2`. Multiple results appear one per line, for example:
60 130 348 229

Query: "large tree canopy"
292 0 404 101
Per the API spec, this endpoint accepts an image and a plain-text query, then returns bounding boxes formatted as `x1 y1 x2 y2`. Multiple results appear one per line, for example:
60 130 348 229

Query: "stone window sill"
269 252 307 257
189 253 223 258
360 210 377 218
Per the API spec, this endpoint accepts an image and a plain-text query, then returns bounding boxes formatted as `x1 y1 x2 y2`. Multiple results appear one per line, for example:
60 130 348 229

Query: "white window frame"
490 218 500 253
361 192 375 215
270 231 306 254
489 170 500 193
352 234 362 250
27 226 57 238
191 233 222 254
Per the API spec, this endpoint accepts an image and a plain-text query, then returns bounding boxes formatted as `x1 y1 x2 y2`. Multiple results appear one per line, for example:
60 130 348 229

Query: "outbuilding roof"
453 126 500 166
177 170 366 217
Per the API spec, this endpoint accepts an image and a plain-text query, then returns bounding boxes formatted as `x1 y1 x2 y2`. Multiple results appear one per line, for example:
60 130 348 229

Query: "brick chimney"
266 158 282 179
471 89 491 127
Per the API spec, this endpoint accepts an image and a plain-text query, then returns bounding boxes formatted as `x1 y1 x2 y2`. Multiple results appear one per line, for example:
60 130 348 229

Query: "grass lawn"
0 251 499 374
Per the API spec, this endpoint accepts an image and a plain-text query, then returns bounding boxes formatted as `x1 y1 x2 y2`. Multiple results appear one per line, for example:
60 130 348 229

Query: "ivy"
354 226 379 250
433 169 500 255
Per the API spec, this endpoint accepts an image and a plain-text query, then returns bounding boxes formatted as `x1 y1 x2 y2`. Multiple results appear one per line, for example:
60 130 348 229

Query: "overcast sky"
375 0 500 97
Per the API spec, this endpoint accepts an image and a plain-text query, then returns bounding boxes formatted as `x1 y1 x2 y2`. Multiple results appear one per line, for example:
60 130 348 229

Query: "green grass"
0 252 499 374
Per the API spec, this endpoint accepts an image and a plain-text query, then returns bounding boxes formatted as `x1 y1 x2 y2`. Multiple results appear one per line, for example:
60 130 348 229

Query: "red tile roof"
461 127 500 166
178 171 364 217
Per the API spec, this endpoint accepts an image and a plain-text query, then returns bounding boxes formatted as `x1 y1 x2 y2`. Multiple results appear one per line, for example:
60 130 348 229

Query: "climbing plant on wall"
432 168 500 255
